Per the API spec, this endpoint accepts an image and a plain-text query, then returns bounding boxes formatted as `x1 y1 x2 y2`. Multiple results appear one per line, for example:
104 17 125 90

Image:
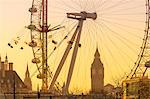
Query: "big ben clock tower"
91 48 104 94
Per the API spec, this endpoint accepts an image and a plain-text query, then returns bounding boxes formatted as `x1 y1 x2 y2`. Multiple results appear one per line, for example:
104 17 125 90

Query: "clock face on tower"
97 69 101 74
92 69 96 75
98 70 103 76
92 68 103 76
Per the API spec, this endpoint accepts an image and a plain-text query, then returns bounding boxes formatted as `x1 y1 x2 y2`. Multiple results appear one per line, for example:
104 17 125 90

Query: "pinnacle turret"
5 54 8 63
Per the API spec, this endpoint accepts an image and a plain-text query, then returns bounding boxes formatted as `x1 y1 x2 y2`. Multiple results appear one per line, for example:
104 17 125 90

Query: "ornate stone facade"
91 48 104 94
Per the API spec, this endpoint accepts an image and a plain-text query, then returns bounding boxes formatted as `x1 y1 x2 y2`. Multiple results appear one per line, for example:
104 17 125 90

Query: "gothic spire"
92 48 103 69
5 53 8 63
25 63 30 77
24 63 32 90
94 48 100 58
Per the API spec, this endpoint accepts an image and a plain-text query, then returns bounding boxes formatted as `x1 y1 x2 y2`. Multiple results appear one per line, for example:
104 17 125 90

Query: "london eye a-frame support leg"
49 12 97 94
63 19 83 95
49 21 82 91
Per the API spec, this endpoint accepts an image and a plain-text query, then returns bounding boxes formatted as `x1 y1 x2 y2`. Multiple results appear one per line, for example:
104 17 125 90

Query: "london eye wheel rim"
27 0 148 93
28 0 62 93
126 0 150 79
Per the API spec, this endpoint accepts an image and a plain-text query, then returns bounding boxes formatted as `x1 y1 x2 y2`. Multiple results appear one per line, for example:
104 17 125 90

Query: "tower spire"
5 53 8 63
94 48 100 58
26 63 30 77
24 63 32 90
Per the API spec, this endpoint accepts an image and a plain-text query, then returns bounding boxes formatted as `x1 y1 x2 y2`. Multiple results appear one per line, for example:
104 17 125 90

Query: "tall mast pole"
41 0 48 91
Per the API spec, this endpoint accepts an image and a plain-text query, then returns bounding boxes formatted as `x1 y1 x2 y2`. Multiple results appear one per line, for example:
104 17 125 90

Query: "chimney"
1 62 5 77
9 63 13 71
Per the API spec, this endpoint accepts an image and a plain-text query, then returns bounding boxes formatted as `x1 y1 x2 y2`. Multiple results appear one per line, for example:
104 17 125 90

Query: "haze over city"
0 1 149 97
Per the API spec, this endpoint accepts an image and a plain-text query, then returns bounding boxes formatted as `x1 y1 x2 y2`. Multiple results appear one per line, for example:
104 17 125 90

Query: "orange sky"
0 0 146 92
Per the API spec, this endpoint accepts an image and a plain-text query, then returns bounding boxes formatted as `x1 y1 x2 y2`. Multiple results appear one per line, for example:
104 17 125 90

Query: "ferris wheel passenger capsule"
37 74 43 79
29 41 37 47
29 7 37 13
32 58 41 64
145 61 150 68
79 44 81 47
27 25 36 31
